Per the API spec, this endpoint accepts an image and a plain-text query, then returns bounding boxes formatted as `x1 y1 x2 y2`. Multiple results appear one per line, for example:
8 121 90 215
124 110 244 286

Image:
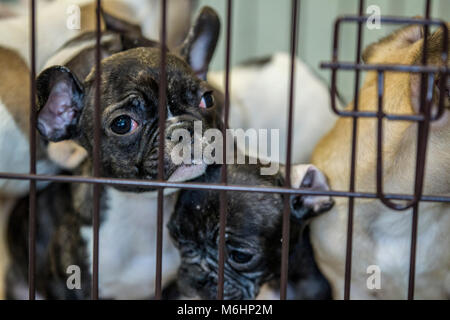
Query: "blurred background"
1 0 449 103
196 0 449 103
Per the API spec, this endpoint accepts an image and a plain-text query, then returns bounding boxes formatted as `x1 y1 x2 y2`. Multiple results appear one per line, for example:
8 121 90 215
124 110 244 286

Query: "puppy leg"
0 196 17 300
256 284 280 300
288 227 332 300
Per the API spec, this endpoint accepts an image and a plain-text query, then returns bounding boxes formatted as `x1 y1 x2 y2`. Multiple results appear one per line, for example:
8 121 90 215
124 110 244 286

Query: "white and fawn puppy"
311 24 450 299
208 53 340 164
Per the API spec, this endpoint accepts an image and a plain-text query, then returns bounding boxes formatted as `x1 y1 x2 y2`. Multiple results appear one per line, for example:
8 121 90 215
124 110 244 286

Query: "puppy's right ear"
178 7 220 80
36 66 84 142
362 22 424 63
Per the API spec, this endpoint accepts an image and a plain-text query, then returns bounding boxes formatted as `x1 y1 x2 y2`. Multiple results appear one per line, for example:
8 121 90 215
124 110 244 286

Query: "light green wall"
196 0 449 103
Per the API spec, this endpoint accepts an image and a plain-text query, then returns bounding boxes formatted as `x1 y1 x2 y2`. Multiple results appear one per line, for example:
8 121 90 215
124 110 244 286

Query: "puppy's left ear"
178 6 220 80
288 165 334 223
410 25 449 118
36 66 84 142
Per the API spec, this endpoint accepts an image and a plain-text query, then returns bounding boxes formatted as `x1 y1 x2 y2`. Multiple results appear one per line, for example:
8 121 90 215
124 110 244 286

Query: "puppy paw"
289 165 334 223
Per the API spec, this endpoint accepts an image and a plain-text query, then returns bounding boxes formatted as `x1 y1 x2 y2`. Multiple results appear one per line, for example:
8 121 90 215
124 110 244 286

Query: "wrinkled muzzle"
147 115 218 182
177 260 261 300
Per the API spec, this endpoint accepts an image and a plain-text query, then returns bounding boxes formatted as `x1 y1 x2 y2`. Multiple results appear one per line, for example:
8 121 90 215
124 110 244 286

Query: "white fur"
0 100 57 196
81 187 180 299
0 1 82 72
122 0 194 47
208 52 340 164
0 0 193 72
310 200 450 300
46 141 88 171
43 34 117 70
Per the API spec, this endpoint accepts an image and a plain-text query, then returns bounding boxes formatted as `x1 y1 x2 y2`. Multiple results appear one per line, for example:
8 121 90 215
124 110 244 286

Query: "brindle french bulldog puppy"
168 162 334 300
6 7 222 299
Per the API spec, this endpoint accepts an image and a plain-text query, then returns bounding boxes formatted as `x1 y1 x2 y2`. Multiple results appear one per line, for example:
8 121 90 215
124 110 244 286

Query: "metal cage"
0 0 448 300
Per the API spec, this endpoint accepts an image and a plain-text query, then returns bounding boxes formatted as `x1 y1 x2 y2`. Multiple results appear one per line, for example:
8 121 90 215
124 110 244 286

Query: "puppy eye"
199 92 214 109
229 250 253 264
111 115 138 135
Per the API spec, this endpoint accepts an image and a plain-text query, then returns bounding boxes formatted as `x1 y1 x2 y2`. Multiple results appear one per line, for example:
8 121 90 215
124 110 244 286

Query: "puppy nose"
181 265 208 286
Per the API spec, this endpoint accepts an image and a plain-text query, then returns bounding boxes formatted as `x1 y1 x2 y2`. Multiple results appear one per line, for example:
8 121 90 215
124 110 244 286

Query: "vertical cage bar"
376 70 385 201
376 71 384 198
280 0 299 301
407 0 432 299
28 0 37 300
408 203 419 299
217 0 233 300
91 0 102 300
343 0 365 300
155 0 167 300
407 0 433 300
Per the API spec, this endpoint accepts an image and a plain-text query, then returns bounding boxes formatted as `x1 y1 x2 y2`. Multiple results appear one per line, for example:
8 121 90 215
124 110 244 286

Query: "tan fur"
310 24 450 299
80 1 132 31
0 47 31 136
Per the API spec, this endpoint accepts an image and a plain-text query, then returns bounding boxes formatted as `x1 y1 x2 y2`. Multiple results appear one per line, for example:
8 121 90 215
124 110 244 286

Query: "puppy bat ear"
362 21 425 63
36 66 84 142
178 6 220 80
410 24 450 117
101 9 142 35
287 165 334 223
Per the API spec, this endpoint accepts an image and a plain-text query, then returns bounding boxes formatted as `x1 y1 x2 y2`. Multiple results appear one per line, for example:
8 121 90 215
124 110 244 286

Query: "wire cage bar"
217 0 233 301
91 0 102 300
155 0 168 300
28 0 37 301
279 0 300 301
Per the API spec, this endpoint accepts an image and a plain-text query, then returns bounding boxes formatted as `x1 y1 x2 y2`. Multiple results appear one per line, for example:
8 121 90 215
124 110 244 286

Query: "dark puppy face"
168 164 334 299
36 8 221 190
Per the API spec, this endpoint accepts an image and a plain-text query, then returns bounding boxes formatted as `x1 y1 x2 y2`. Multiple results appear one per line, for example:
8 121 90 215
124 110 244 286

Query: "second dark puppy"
169 162 334 300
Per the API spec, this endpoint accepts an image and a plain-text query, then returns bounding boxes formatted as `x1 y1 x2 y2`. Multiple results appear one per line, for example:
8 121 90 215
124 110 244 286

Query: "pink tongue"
168 163 207 182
